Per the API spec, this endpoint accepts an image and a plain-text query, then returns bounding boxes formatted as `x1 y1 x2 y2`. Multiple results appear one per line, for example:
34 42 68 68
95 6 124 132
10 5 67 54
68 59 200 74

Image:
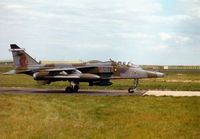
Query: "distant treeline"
0 61 13 64
141 65 200 70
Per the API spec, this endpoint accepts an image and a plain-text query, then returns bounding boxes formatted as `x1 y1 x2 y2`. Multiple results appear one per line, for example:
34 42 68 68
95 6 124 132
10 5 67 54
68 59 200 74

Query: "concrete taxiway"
0 88 200 96
0 87 145 96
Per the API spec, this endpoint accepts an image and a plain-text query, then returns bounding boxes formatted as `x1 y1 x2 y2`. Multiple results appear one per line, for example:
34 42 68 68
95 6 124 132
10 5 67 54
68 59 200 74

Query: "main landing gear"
128 79 139 93
65 81 79 93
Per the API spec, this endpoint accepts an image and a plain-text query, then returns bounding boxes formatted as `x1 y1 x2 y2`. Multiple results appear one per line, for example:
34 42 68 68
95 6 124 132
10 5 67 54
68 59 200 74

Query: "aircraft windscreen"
127 62 137 67
117 61 138 68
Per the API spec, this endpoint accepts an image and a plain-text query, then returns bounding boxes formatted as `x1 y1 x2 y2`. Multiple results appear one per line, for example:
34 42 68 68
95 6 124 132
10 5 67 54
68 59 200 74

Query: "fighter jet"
4 44 164 93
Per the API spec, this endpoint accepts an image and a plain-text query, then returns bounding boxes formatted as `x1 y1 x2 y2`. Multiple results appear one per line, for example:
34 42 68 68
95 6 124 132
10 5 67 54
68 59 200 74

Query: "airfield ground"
0 65 200 138
0 94 199 138
0 87 200 96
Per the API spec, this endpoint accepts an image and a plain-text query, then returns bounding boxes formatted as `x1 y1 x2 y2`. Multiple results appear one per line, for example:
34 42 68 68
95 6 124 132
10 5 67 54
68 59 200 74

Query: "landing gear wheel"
65 81 80 93
73 85 79 92
65 87 73 93
128 79 139 93
128 88 134 93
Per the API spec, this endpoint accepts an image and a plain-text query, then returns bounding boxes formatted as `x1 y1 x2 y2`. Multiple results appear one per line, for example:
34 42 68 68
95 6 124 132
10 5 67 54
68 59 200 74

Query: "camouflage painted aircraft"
4 44 164 93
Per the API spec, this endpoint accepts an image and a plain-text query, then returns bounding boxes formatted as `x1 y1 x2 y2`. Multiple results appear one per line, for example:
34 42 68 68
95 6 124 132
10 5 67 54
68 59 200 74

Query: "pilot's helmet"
118 61 122 65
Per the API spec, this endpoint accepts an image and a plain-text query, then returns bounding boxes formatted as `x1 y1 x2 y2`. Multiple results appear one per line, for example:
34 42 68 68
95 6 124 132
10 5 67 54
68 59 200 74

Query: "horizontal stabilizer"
2 70 16 75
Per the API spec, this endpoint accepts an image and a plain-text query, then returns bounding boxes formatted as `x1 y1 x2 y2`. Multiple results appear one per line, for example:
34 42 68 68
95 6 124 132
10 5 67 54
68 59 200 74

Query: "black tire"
65 87 73 93
73 85 79 92
128 88 134 93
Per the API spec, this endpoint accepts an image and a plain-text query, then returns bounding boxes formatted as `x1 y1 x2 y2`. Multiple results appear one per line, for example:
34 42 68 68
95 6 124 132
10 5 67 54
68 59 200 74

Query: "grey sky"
0 0 200 65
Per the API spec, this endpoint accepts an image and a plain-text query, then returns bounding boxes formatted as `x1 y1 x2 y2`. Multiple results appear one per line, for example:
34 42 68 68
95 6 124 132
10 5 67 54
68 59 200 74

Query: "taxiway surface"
0 87 145 96
0 87 200 96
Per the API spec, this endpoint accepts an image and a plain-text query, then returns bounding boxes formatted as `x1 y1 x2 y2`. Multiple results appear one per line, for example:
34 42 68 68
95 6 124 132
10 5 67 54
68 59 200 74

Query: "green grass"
1 67 200 91
0 94 199 139
0 66 200 138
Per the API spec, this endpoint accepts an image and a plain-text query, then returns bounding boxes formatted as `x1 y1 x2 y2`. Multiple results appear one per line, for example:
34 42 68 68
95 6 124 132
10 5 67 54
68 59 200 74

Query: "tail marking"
19 59 26 67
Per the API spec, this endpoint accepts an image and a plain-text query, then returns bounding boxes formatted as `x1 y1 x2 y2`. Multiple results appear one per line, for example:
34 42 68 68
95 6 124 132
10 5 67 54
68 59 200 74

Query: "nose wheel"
128 88 134 93
65 81 79 93
128 79 139 93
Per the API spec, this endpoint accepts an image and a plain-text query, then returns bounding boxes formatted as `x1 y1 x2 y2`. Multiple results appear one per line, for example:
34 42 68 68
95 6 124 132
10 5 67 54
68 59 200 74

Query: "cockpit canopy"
87 59 139 68
115 60 138 68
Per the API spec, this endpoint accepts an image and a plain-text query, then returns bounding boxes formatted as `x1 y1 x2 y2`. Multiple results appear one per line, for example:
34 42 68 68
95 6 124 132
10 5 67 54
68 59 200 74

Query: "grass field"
0 66 200 138
0 94 199 138
0 66 200 91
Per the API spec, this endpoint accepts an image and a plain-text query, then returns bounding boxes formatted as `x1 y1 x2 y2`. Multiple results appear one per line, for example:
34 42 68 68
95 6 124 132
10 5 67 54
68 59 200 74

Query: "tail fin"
10 44 39 68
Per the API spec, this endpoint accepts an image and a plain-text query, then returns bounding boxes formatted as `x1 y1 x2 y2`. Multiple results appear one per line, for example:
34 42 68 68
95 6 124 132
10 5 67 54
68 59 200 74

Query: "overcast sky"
0 0 200 65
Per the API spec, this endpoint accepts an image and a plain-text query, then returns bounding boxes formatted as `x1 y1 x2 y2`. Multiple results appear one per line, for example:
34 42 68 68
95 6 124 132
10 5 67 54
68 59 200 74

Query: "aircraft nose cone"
146 70 164 78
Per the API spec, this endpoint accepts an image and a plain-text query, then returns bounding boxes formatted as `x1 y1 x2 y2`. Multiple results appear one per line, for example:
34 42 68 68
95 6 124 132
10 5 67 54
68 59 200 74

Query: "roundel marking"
19 59 26 67
120 68 126 73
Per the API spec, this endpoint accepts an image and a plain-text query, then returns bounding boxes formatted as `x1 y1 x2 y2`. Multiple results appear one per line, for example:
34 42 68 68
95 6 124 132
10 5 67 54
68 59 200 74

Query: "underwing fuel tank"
80 74 100 79
89 81 112 86
33 72 49 80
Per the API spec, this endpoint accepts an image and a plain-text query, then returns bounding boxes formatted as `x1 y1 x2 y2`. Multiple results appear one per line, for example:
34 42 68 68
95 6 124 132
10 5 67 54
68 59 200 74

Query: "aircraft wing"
35 66 108 80
34 67 82 80
44 66 113 72
44 73 100 80
76 66 96 69
44 68 76 72
44 75 80 79
3 70 16 75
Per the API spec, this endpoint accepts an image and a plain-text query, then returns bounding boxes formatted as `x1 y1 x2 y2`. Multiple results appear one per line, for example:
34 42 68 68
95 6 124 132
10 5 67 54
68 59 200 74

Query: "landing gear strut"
128 79 139 93
65 81 79 93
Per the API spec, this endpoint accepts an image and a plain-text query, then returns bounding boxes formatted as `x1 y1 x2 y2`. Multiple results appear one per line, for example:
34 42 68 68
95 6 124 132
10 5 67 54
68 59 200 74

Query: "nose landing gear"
65 81 79 93
128 79 138 93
